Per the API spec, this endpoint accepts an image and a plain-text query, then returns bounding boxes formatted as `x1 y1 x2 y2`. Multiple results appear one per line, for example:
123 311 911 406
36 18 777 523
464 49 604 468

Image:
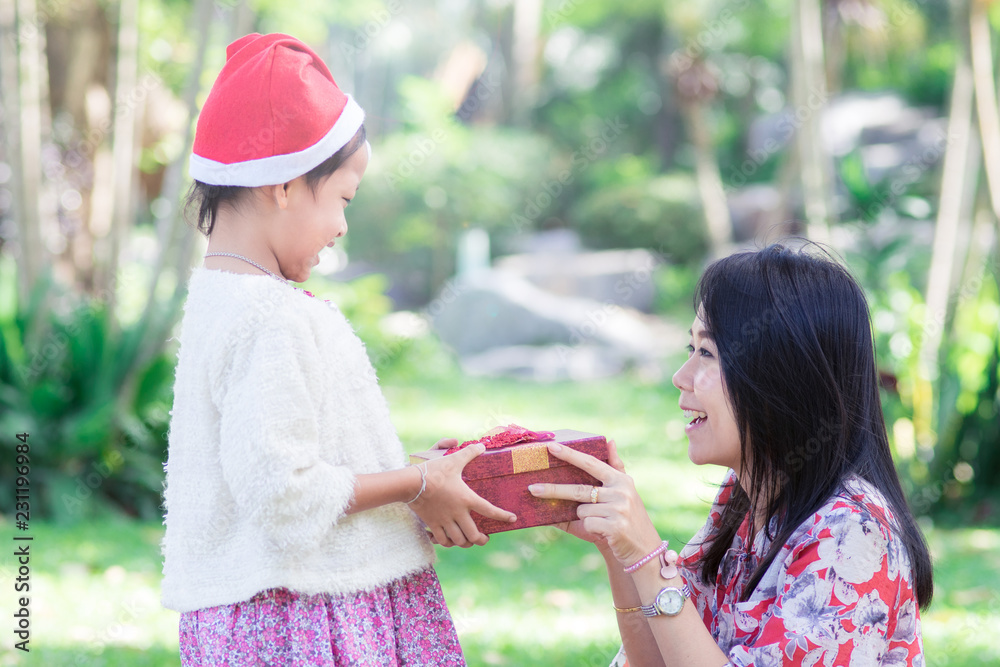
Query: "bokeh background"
1 0 999 664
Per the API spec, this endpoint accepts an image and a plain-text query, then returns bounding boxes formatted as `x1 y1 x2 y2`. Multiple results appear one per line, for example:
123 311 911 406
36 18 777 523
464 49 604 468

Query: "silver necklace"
204 252 288 284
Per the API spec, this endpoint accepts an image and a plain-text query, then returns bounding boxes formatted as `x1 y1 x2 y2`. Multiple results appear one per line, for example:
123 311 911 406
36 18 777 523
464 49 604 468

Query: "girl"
160 33 515 665
530 243 932 666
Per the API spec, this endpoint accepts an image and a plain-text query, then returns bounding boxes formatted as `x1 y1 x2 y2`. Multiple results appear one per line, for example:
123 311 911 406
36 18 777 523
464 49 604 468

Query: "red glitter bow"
446 424 556 455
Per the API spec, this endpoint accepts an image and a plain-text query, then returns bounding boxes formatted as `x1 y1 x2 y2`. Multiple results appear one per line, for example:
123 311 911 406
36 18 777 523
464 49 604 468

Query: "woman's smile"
682 409 709 431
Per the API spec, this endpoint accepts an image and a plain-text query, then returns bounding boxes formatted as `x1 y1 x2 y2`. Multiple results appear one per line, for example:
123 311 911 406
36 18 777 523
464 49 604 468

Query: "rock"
494 248 661 312
746 92 946 184
726 184 784 241
429 269 676 359
460 345 627 381
505 228 583 255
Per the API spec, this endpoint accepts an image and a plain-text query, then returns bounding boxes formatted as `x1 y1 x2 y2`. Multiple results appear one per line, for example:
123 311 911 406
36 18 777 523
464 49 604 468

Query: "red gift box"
408 429 608 534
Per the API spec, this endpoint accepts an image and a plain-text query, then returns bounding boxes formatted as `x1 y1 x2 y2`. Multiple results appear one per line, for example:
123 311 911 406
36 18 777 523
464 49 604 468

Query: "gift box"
409 429 608 534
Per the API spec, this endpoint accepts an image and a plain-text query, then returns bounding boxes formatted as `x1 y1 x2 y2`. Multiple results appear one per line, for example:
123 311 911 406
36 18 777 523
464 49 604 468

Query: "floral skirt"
178 567 465 666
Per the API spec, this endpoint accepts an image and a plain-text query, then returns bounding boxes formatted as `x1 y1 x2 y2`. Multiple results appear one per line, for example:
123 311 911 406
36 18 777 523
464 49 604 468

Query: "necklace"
204 252 288 284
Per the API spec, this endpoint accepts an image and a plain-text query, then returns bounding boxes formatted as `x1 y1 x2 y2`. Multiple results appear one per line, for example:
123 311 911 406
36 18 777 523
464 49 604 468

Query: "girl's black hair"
694 242 933 609
186 124 367 236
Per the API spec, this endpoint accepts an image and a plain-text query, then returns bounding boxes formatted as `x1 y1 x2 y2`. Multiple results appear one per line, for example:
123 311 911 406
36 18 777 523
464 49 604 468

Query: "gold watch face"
655 587 685 616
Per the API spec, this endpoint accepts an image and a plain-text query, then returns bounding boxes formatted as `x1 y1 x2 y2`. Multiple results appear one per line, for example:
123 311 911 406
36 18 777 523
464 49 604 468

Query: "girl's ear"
271 183 291 210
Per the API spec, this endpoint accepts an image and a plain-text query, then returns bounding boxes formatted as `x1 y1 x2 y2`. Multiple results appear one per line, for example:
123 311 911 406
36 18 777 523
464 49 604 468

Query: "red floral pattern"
678 471 924 666
179 567 465 666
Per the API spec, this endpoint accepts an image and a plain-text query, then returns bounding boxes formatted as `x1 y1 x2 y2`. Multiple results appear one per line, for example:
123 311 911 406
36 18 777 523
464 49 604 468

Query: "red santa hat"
189 33 364 187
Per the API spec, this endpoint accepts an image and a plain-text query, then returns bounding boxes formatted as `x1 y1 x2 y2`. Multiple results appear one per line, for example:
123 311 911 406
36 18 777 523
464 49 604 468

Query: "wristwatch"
641 583 691 617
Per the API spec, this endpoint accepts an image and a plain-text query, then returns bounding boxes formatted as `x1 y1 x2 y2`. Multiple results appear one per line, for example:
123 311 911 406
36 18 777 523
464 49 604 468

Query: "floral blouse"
660 470 924 667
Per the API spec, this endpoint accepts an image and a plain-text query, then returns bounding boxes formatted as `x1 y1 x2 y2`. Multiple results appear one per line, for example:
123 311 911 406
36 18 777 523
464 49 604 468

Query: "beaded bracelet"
660 548 680 579
623 540 669 574
406 463 428 504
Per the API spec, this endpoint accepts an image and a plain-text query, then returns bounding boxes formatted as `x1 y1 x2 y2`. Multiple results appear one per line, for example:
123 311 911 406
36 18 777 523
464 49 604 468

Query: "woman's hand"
528 439 662 567
408 439 517 548
541 439 626 549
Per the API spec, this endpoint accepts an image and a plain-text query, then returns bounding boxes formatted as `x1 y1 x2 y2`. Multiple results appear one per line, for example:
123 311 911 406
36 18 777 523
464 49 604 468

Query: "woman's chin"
687 444 708 466
687 445 726 469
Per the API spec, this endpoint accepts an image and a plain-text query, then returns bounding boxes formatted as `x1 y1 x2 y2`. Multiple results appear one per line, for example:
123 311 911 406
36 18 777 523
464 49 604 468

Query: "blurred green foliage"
654 262 701 321
4 0 997 523
570 164 708 262
0 258 173 522
346 78 555 302
0 256 452 520
302 270 460 384
840 166 1000 523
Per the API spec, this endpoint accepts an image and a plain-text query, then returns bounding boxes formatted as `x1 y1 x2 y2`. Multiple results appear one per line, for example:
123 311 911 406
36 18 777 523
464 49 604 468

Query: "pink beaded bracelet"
623 540 669 574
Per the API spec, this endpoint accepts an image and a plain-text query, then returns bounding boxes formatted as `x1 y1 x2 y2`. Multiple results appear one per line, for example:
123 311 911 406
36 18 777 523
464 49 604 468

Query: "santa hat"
189 33 364 187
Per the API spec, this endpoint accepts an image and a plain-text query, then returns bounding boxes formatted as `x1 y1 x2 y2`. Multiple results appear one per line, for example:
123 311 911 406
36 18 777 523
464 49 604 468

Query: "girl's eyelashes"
342 197 352 206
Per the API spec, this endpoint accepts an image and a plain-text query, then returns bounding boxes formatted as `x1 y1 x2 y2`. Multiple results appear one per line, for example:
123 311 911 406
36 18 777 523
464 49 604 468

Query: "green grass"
2 373 998 665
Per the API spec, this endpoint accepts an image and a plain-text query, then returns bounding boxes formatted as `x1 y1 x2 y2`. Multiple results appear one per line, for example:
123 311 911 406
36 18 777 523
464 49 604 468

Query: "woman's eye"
686 344 713 358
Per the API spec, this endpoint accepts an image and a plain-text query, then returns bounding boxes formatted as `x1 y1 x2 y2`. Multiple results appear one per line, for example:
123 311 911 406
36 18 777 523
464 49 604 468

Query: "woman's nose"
672 357 694 392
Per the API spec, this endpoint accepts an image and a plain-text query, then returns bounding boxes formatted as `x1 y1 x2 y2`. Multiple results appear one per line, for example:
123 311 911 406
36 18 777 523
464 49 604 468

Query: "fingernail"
548 443 563 453
528 484 542 494
509 515 518 522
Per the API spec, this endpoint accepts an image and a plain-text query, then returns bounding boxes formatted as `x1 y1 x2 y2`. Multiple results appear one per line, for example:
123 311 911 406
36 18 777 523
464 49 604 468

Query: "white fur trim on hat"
188 95 364 187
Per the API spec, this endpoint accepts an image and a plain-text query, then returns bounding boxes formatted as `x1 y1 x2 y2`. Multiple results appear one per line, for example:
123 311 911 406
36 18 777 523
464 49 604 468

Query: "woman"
529 244 932 666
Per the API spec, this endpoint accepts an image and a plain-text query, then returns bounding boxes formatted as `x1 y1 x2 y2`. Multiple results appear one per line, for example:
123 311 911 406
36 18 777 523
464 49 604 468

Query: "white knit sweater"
161 268 434 613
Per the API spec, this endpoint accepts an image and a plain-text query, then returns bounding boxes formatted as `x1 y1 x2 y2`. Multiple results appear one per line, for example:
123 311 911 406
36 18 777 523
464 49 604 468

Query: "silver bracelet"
406 463 428 504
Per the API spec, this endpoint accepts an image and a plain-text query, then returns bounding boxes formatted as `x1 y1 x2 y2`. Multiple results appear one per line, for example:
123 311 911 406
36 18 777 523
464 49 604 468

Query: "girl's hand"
409 440 517 548
528 439 662 567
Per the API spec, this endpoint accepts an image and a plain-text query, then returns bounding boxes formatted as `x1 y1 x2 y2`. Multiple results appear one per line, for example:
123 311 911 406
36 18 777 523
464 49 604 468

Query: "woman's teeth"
683 409 708 422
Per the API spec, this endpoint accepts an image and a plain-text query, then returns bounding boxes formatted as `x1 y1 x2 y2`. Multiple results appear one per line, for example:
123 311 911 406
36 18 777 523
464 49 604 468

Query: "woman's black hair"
694 242 933 609
185 124 367 236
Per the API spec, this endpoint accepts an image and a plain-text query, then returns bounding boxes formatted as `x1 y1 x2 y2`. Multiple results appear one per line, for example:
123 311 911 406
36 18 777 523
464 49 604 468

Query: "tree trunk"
133 0 213 371
916 48 976 442
682 102 733 257
105 0 140 324
791 0 833 243
58 4 108 289
822 1 844 95
760 146 801 237
14 0 46 297
509 0 541 125
228 0 255 44
969 0 1000 227
0 0 25 298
